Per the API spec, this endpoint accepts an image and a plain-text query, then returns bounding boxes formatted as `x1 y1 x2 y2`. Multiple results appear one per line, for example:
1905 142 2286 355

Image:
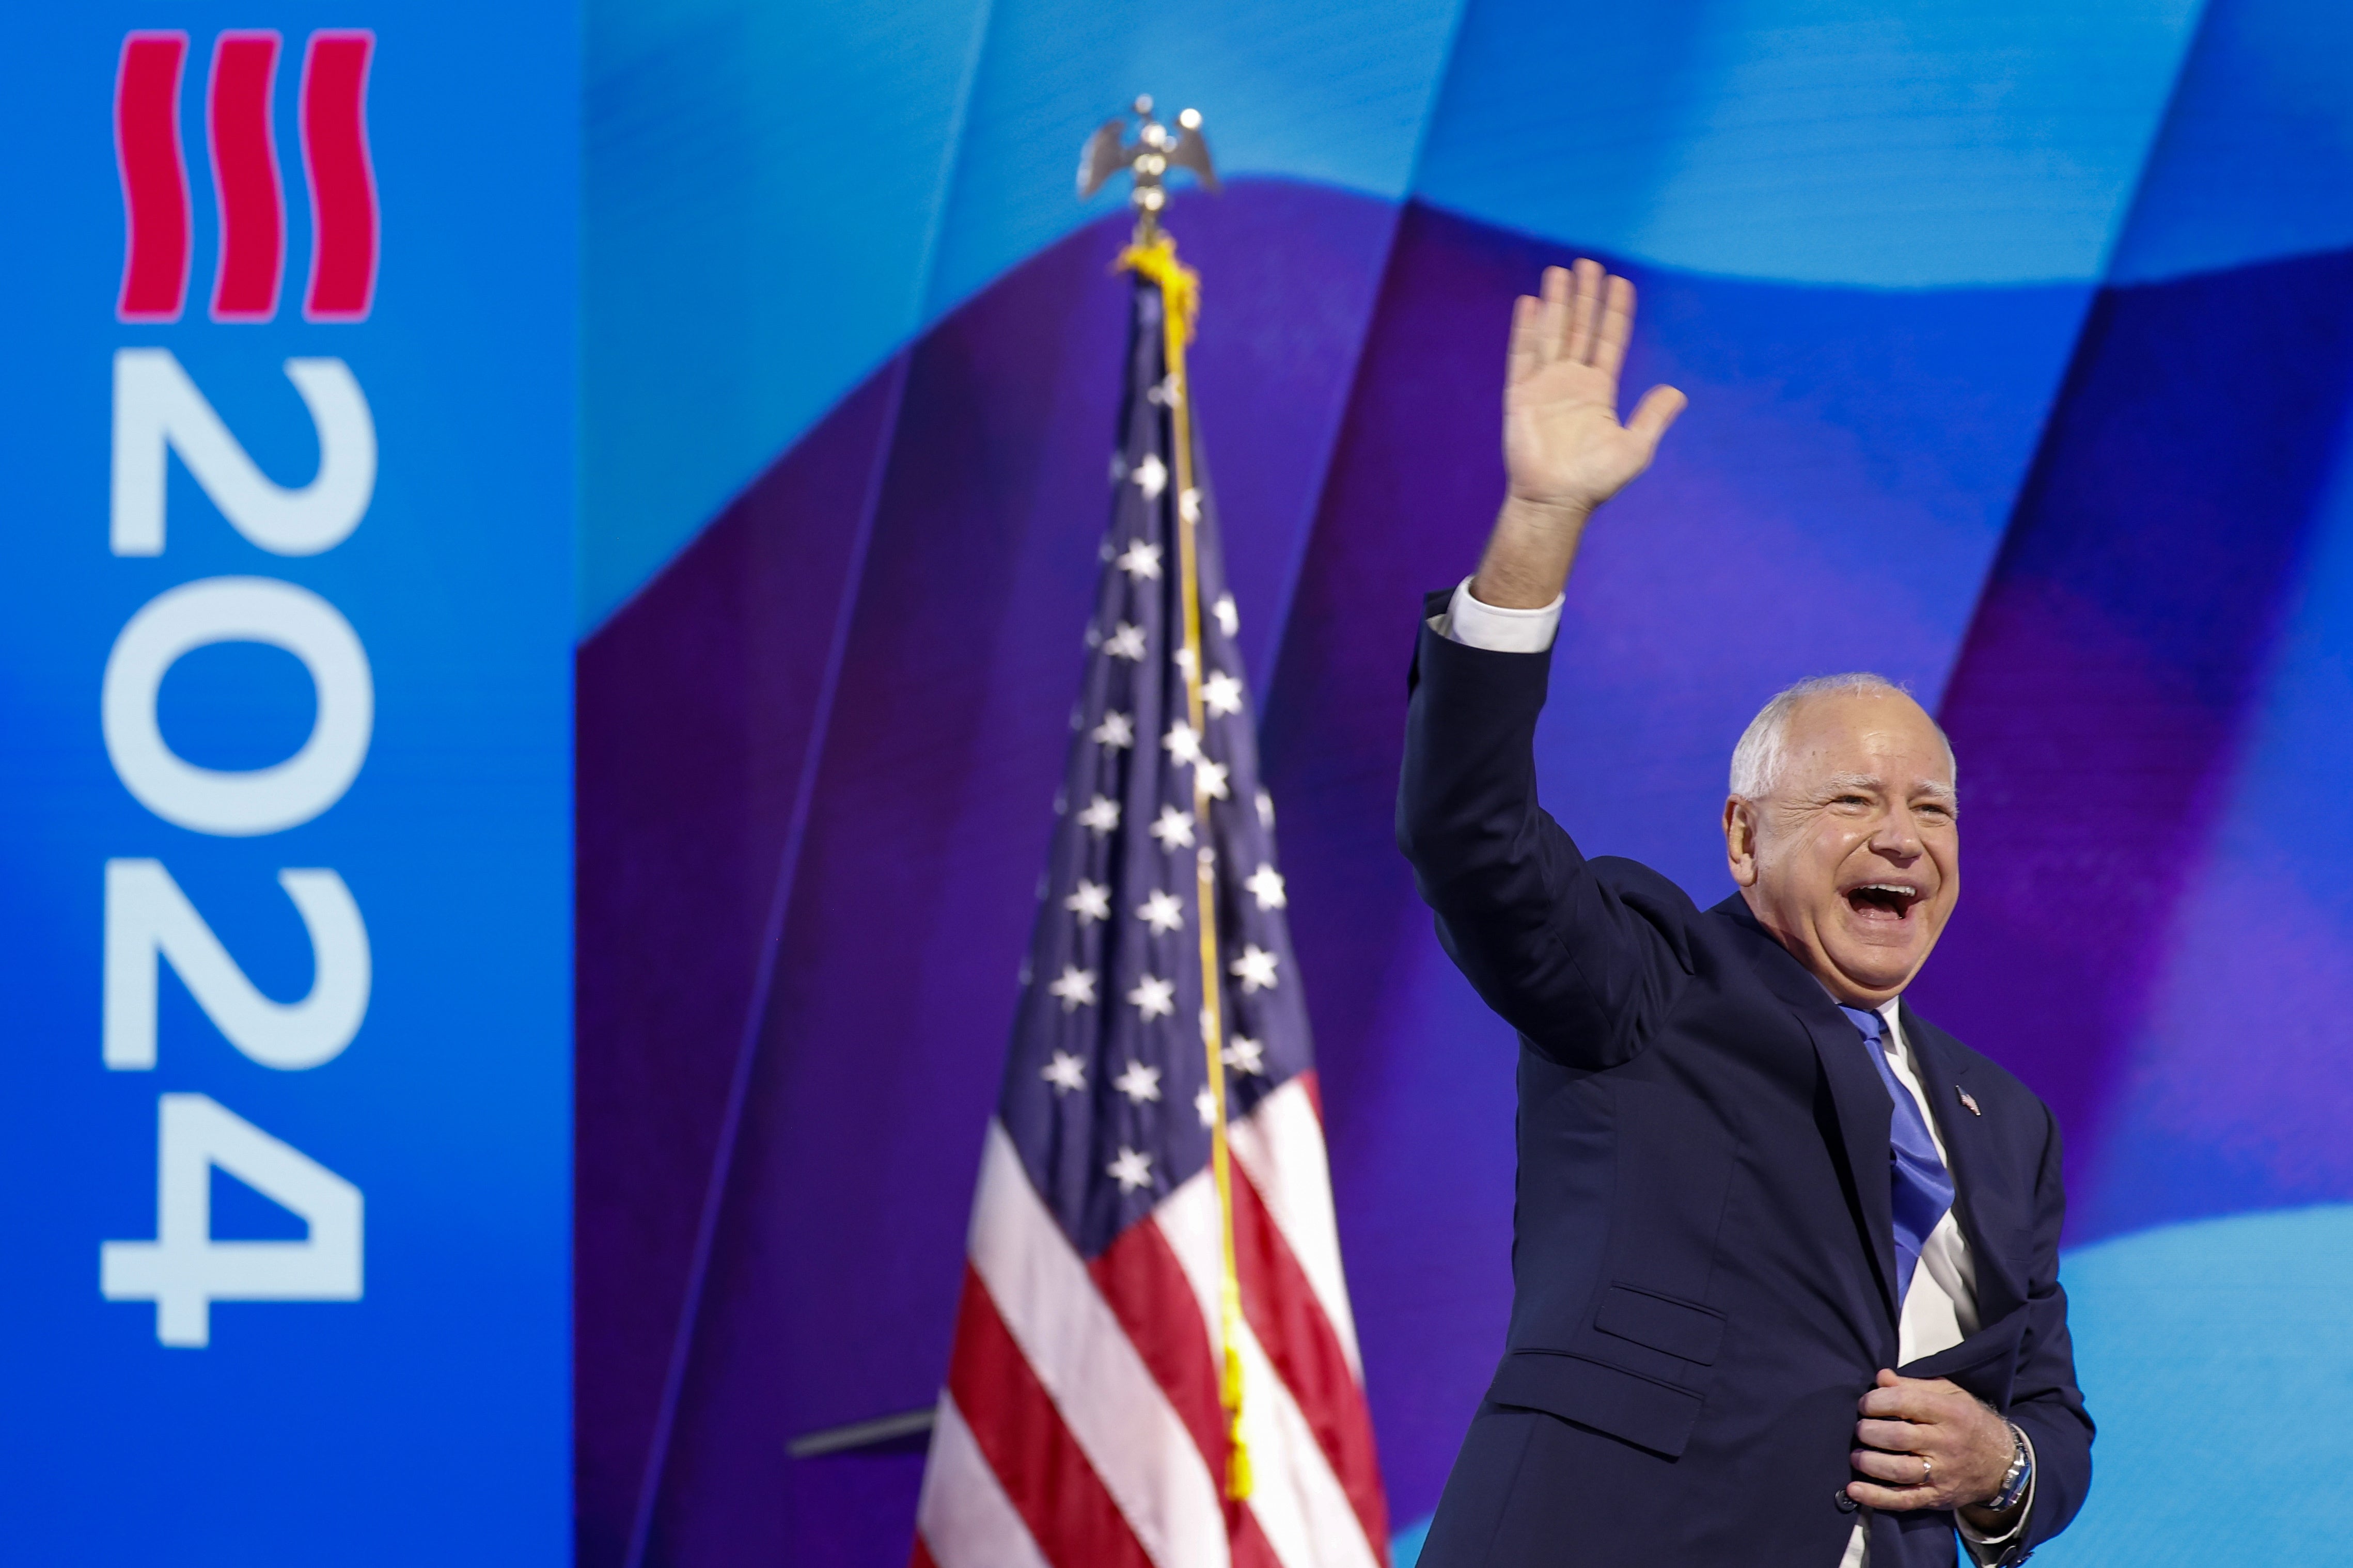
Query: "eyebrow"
1814 772 1959 806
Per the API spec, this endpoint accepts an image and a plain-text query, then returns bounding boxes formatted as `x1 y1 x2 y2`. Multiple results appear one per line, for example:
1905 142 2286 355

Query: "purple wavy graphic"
578 180 2353 1563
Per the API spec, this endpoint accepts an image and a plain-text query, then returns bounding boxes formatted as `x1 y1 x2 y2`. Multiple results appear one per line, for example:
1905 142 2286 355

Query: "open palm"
1504 260 1685 514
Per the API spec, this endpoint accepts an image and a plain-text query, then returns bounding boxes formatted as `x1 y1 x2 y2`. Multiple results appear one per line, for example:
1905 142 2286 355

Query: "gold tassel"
1115 237 1200 341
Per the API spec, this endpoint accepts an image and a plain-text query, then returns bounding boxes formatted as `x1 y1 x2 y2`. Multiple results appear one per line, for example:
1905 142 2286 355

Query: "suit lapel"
1801 1011 1901 1327
1711 898 1901 1327
1900 1002 2027 1319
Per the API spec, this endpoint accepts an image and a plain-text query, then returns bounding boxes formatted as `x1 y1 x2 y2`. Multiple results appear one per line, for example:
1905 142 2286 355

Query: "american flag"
913 246 1389 1568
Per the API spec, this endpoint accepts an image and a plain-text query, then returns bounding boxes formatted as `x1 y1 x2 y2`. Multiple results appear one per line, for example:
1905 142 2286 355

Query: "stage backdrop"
578 1 2353 1565
8 4 2347 1567
0 8 575 1565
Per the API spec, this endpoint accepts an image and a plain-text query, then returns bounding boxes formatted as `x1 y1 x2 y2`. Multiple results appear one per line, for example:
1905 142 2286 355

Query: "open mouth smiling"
1843 881 1923 923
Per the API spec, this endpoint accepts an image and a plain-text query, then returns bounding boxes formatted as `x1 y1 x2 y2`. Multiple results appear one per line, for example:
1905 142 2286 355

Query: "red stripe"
1091 1217 1227 1478
301 30 378 321
945 1263 1156 1568
909 1531 940 1568
1227 1495 1284 1568
115 33 190 322
1232 1161 1390 1560
1088 1221 1288 1568
207 31 284 321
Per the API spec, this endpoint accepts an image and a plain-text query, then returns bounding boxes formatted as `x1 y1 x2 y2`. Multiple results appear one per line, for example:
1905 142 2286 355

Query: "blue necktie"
1838 1005 1955 1309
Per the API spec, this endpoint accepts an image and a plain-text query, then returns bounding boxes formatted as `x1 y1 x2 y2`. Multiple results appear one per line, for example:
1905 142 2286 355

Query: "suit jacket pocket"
1487 1349 1705 1459
1899 1306 2028 1412
1593 1283 1727 1365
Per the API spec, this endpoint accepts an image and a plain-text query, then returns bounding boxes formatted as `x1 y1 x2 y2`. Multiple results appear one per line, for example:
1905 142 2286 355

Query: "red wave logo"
117 33 192 321
302 32 378 321
208 30 283 321
115 28 378 324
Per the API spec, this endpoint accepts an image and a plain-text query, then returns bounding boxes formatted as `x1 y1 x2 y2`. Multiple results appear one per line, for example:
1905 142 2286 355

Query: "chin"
1822 933 1925 990
1825 941 1927 996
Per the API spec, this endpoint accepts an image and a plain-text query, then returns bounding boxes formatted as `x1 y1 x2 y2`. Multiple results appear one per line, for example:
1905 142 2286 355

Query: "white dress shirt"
1438 580 2032 1563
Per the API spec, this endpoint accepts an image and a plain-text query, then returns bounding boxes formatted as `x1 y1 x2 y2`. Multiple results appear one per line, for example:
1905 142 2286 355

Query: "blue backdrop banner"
0 9 575 1563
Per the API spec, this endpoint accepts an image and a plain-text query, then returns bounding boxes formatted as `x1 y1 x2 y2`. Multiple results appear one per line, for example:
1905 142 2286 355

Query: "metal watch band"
1987 1423 2032 1513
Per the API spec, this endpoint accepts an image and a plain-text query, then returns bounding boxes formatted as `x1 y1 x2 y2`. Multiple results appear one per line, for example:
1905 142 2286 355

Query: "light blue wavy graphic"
583 0 2213 632
1392 1206 2353 1564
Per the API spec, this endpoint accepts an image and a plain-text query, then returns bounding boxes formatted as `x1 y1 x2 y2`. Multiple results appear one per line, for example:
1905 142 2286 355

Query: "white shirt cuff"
1436 577 1562 653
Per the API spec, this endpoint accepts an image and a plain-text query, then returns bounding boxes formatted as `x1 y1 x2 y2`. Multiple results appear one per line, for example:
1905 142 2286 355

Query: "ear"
1724 795 1760 888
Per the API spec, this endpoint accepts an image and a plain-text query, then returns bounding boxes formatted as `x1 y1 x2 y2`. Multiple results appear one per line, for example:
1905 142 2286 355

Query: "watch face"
1996 1441 2030 1507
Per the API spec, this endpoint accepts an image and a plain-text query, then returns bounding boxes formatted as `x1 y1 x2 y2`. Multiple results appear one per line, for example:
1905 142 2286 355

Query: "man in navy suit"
1398 260 2092 1566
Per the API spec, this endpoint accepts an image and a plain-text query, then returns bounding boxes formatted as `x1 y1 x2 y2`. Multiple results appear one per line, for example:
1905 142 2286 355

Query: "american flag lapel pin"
1957 1087 1982 1117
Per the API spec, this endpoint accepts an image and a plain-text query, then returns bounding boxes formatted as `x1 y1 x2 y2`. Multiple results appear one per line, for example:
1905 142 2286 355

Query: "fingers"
1532 259 1644 373
1540 265 1572 365
1847 1439 1949 1514
1849 1447 1930 1486
1844 1372 2007 1515
1508 294 1541 386
1567 258 1604 363
1859 1373 1961 1421
1845 1479 1940 1513
1592 274 1636 379
1626 384 1687 447
1855 1418 1925 1452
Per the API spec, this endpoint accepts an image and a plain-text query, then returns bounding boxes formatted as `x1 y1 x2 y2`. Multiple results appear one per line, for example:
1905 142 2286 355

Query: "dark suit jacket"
1395 606 2092 1567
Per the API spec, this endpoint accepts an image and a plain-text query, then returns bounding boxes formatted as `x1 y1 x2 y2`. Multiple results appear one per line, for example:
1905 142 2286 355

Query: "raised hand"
1472 259 1686 608
1507 260 1685 513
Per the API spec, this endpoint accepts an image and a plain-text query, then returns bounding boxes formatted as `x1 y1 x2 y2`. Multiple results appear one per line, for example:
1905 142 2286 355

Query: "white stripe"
917 1391 1055 1568
968 1120 1230 1568
1157 1174 1382 1568
1227 1077 1364 1377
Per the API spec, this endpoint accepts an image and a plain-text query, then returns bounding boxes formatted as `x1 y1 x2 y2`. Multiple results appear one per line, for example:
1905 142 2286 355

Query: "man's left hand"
1847 1369 2015 1516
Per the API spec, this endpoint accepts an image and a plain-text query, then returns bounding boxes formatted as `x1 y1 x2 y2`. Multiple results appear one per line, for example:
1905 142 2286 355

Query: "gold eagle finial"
1078 96 1219 243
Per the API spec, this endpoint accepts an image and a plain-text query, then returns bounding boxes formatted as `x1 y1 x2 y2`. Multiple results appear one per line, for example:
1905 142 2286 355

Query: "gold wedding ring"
1919 1454 1934 1487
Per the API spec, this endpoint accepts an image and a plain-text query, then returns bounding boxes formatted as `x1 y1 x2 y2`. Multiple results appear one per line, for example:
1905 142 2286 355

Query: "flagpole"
1119 223 1252 1504
1095 92 1248 1502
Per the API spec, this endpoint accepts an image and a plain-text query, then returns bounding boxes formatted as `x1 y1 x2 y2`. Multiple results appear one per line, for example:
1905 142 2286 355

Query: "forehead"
1782 691 1952 784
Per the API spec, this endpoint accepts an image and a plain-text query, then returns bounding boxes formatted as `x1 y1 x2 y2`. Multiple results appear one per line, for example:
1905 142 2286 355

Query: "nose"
1870 805 1923 860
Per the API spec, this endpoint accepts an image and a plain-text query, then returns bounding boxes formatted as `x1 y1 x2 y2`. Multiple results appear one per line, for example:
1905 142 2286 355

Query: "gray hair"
1728 673 1956 800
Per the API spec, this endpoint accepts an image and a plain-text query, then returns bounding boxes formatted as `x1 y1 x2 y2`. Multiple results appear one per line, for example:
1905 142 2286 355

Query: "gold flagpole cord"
1118 232 1250 1502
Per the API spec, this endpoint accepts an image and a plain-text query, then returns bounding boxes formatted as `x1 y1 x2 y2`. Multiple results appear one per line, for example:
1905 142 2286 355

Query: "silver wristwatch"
1987 1423 2031 1513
